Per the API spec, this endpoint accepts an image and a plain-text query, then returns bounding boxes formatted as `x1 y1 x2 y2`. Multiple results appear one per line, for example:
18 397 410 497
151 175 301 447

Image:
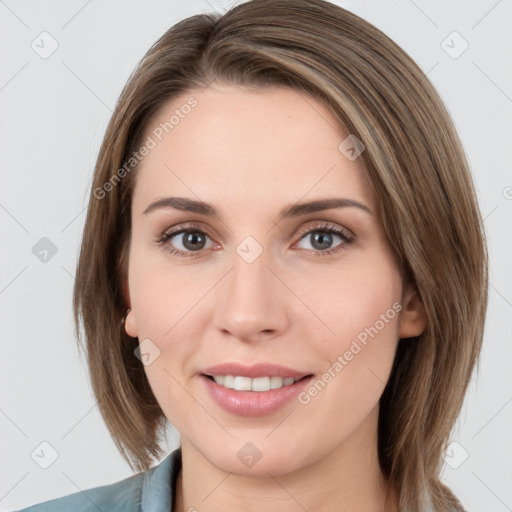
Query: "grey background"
1 0 511 510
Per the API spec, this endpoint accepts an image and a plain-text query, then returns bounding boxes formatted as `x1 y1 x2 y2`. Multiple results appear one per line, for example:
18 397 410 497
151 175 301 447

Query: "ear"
121 276 139 338
399 284 427 339
124 309 139 338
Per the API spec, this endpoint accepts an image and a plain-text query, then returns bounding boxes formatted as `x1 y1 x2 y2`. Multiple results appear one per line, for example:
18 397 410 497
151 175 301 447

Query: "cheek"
127 249 212 407
299 261 402 407
128 244 204 336
306 257 402 348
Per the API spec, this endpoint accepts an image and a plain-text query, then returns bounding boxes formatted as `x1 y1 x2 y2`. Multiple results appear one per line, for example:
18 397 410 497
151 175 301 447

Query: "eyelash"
156 221 355 259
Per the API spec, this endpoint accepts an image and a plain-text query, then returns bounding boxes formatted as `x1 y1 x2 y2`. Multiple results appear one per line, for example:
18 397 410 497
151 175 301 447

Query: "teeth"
211 375 297 391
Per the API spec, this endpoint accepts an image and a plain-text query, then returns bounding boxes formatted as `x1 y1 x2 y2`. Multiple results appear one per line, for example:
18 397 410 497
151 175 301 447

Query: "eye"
294 222 354 257
156 221 354 258
157 222 216 258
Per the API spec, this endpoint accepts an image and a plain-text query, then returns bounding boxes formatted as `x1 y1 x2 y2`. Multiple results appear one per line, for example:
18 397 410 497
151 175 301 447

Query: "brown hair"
73 1 488 510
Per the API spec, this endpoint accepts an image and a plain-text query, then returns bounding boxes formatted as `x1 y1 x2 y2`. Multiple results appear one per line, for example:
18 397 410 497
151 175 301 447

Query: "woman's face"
124 84 425 476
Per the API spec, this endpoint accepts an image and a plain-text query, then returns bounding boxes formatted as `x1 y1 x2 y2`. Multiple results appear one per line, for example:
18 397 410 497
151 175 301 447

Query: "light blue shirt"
16 447 182 512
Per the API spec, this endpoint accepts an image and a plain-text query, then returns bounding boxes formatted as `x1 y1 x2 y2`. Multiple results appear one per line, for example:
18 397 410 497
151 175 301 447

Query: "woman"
18 0 488 510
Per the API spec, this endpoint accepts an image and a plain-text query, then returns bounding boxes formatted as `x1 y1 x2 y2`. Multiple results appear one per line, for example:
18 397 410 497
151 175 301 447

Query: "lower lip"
200 374 313 416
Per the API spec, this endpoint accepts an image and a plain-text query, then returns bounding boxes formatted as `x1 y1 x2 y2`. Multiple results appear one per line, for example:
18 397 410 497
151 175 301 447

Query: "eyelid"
159 219 354 238
295 221 355 241
157 221 220 248
157 220 355 257
160 221 214 239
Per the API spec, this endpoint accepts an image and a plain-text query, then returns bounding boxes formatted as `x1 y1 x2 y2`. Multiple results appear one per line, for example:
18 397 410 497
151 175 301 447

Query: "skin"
124 84 426 512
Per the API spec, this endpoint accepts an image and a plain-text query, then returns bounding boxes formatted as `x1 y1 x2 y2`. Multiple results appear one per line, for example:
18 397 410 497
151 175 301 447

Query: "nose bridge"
213 239 287 340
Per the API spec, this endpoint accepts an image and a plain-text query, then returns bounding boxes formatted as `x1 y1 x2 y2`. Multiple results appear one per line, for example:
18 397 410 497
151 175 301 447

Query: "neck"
173 405 397 512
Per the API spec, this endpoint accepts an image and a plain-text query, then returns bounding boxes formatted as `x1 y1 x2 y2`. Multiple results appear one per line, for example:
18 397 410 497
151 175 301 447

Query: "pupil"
180 231 333 252
312 232 332 250
184 232 205 250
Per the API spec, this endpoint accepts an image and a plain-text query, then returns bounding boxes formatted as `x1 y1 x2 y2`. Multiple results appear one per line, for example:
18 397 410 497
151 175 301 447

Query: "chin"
204 441 308 478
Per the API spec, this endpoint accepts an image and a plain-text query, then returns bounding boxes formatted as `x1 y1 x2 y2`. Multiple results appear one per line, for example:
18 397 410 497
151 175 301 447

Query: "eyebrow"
143 196 373 219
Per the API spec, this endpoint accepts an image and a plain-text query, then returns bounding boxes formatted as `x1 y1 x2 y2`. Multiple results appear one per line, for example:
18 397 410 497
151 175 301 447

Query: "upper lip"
201 362 312 380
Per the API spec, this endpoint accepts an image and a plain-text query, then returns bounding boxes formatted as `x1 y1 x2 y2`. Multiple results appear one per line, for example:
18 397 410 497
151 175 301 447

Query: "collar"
141 446 182 512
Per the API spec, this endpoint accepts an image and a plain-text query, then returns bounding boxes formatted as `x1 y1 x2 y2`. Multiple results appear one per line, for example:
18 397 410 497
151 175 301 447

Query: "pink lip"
200 374 313 416
201 362 311 380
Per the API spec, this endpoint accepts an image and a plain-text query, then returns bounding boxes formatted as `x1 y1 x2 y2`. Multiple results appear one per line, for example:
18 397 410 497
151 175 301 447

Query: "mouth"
200 371 315 416
201 373 313 392
200 361 314 392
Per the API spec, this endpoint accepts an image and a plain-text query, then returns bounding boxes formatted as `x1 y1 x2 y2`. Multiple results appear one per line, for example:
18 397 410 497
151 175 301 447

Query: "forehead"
132 85 374 216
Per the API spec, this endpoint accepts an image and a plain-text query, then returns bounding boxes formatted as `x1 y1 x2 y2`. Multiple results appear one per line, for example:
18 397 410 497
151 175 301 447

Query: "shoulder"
16 448 181 512
16 470 145 512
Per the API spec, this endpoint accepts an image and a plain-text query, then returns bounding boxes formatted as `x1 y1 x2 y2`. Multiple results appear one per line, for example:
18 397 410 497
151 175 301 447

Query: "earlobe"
124 309 139 338
121 276 138 337
399 287 427 339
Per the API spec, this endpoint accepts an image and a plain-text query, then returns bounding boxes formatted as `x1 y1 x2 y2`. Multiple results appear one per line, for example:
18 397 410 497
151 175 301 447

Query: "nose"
212 247 290 343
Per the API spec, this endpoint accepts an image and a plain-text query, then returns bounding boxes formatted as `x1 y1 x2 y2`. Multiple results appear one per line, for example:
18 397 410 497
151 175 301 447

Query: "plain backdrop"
1 0 511 510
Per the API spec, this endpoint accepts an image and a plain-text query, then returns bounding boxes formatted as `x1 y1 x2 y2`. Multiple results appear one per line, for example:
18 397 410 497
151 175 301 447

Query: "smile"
205 375 301 391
